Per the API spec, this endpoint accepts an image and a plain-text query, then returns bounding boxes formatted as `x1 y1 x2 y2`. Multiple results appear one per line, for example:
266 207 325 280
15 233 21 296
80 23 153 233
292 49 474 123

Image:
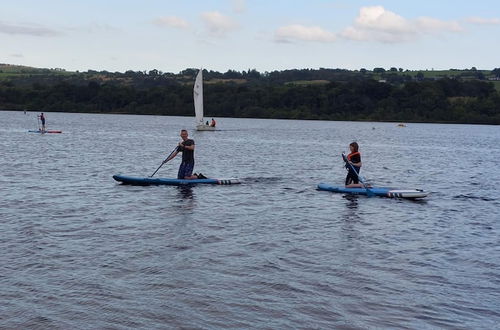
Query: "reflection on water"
341 194 360 222
177 186 194 200
343 194 359 210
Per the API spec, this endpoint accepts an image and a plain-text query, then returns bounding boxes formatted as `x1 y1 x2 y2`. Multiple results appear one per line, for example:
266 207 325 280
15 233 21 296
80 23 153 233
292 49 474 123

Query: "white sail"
193 69 204 126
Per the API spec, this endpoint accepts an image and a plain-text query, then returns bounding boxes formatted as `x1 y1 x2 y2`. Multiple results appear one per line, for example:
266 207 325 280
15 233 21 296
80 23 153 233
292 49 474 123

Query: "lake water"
1 110 499 329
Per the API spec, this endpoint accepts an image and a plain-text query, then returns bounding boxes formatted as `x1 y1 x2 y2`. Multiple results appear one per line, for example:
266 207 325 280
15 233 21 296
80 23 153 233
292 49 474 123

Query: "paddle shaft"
150 146 178 177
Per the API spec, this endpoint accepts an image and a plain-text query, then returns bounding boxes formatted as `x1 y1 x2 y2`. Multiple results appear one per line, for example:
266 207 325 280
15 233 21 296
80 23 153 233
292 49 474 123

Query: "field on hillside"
0 64 71 79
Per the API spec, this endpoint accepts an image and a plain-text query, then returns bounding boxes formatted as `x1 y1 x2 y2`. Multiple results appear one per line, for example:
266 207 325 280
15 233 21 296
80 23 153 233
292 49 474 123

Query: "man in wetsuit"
164 129 205 179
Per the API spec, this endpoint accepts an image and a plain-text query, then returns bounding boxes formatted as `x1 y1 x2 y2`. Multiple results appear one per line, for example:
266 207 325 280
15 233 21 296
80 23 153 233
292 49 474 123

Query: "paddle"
342 153 374 197
150 146 178 177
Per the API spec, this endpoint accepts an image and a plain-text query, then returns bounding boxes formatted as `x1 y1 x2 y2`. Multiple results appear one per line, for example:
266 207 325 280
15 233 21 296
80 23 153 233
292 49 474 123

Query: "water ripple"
1 111 499 328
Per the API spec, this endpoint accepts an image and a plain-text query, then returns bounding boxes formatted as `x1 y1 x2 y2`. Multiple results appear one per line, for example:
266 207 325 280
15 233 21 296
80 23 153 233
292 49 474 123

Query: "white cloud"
153 16 189 29
466 17 500 25
354 6 414 33
232 0 246 14
340 6 462 43
274 24 337 43
0 21 60 37
201 11 238 36
416 17 462 32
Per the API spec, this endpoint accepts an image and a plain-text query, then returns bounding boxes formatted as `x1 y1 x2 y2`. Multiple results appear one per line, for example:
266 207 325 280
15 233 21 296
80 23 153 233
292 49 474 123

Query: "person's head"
180 129 189 140
349 142 359 153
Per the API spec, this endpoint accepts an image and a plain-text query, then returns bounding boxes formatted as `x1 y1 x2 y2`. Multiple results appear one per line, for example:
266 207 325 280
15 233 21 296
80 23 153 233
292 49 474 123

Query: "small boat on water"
194 69 216 131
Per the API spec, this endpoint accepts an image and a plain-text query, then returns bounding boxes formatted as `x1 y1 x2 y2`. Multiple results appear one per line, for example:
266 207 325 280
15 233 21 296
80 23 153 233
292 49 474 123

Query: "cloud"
153 16 189 29
78 23 121 34
10 53 24 58
232 0 246 14
465 16 500 25
274 24 337 43
340 6 462 43
201 11 238 36
354 6 414 33
416 17 462 32
0 21 60 37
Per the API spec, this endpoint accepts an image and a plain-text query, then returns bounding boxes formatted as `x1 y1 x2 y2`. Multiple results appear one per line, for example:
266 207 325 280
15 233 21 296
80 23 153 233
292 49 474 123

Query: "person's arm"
181 140 195 151
349 155 362 167
164 150 179 163
350 160 362 167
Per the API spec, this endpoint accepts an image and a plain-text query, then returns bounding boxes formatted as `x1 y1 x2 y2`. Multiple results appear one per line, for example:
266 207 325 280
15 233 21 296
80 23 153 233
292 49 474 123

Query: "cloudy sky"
1 0 499 73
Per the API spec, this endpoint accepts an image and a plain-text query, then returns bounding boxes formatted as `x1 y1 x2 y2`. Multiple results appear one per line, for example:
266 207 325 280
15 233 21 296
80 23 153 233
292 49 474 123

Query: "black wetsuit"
345 152 361 185
177 139 195 179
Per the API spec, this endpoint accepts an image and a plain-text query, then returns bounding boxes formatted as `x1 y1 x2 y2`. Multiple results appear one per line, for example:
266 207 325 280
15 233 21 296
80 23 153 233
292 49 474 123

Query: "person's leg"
183 162 198 179
345 172 354 186
177 163 187 179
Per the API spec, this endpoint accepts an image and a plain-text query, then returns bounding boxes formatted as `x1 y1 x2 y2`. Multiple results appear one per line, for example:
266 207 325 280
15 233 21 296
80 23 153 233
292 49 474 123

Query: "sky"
1 0 500 73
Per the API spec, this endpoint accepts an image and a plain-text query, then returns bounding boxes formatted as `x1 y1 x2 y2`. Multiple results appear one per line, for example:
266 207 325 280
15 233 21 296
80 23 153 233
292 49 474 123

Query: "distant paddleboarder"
38 113 46 131
163 129 206 180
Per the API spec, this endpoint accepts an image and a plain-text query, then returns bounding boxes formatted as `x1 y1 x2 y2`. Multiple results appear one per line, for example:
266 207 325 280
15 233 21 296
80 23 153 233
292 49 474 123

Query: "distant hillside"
1 64 499 124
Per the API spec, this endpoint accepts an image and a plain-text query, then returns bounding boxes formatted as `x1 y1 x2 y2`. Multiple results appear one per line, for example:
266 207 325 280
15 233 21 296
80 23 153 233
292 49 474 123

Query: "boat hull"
317 183 428 199
196 124 216 131
113 174 239 186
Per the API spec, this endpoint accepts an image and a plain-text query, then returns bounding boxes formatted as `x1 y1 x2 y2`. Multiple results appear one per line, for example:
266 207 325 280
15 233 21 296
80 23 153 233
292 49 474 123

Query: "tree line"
1 68 499 124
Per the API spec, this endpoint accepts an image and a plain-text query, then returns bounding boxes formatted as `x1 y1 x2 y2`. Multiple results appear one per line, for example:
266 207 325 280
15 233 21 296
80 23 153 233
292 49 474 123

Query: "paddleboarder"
210 118 216 127
39 113 46 131
345 142 364 188
164 129 206 180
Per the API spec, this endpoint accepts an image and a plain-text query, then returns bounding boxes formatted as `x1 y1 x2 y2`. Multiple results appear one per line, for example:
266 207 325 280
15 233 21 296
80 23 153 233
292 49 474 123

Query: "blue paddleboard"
28 129 62 133
317 183 428 199
113 174 240 186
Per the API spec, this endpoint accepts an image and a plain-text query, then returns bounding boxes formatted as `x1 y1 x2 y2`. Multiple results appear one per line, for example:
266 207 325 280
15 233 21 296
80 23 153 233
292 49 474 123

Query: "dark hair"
350 142 359 152
180 129 188 133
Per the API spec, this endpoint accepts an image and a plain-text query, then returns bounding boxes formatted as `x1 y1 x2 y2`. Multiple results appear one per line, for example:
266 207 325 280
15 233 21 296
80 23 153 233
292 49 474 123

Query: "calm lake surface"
1 110 499 329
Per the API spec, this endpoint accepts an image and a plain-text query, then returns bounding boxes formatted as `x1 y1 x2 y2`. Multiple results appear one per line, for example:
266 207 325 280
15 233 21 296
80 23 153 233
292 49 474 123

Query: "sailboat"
194 69 216 131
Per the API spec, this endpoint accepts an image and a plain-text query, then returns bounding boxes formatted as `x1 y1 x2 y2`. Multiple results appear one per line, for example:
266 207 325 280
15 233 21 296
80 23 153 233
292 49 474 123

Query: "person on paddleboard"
164 129 206 180
210 118 216 127
345 142 364 188
39 113 46 131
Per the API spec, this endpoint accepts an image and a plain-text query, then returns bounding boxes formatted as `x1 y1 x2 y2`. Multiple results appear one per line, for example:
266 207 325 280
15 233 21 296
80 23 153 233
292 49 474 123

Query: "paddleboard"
113 174 240 186
28 129 62 134
317 183 428 199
